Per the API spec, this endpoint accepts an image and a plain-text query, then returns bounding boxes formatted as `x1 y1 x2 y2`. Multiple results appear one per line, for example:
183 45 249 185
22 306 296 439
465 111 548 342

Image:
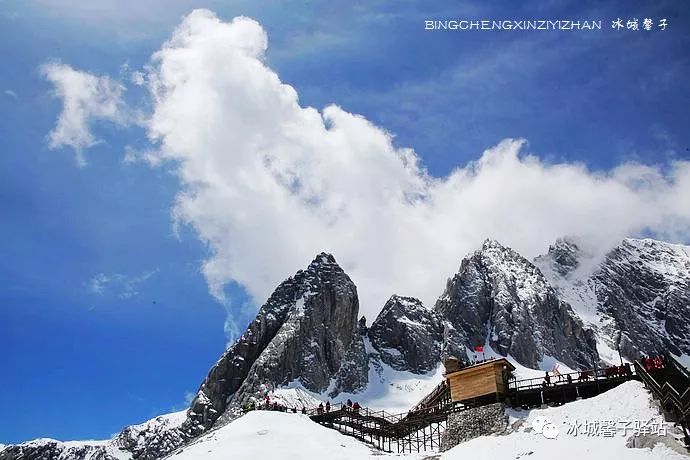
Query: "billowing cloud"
44 10 690 335
134 10 690 326
41 62 126 165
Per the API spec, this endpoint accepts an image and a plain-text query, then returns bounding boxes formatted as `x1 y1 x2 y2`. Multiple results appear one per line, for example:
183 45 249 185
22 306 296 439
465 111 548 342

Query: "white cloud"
4 89 17 99
130 70 146 86
88 269 158 299
133 10 690 328
41 62 126 165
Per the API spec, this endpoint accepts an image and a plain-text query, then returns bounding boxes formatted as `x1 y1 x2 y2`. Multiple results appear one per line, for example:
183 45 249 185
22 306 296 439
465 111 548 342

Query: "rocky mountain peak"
183 251 359 435
536 237 582 277
435 240 598 369
308 252 338 268
591 238 690 359
368 295 443 373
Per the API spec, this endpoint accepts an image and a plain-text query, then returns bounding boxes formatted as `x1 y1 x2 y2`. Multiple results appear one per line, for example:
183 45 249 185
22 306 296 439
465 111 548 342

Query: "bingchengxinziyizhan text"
424 18 669 31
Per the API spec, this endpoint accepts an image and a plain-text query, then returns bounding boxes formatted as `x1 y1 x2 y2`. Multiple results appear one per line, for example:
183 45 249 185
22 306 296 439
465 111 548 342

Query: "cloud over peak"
44 10 690 335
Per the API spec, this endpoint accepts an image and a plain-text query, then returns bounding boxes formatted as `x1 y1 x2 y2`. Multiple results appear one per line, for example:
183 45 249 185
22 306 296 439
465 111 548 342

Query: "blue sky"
1 0 689 443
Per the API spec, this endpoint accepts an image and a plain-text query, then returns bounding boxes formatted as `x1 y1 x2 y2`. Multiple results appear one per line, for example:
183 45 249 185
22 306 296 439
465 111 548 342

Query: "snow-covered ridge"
536 236 690 364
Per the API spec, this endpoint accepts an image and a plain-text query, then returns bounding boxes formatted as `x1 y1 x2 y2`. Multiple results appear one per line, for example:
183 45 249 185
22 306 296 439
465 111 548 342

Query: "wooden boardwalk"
302 356 688 453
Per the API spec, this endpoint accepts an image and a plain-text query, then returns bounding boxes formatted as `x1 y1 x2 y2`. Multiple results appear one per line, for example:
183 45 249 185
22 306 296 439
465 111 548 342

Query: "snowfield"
168 381 688 460
444 381 688 460
169 411 377 460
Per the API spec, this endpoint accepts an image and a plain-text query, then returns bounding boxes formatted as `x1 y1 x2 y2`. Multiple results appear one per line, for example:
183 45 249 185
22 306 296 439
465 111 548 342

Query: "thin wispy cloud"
87 269 159 300
41 62 127 166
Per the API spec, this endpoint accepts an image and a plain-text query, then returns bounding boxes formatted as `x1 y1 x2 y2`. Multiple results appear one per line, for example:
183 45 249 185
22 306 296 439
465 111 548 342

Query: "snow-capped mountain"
3 237 689 460
435 239 598 369
0 411 188 460
536 237 690 364
185 252 361 433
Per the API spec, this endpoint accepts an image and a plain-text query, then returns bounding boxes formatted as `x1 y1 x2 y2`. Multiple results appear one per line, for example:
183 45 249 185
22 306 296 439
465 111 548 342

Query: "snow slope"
443 381 688 460
278 360 445 415
170 411 379 460
169 381 686 460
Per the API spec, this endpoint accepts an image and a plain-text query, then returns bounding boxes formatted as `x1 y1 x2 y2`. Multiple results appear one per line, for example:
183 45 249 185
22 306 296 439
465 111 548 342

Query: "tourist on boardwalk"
352 401 361 413
542 372 551 387
317 402 324 415
347 399 353 408
325 401 331 412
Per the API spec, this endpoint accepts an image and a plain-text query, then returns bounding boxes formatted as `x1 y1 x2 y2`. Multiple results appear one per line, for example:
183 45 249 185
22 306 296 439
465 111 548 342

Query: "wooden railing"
411 380 450 412
633 355 689 448
509 365 634 392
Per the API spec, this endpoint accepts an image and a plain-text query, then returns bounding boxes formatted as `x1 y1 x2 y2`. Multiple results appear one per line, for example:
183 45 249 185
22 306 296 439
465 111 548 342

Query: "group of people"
250 390 364 416
540 363 634 387
316 399 361 414
247 394 309 414
642 355 666 373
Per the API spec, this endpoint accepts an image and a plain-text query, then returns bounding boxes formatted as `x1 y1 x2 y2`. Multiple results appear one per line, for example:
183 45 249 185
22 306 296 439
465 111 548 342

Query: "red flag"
474 345 484 353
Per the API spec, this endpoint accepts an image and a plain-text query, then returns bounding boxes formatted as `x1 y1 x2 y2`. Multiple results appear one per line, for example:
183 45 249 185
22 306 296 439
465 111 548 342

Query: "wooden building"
444 357 515 405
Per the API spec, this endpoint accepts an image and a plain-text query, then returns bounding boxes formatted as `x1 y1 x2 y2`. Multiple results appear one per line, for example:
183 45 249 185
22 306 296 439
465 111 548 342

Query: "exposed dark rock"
113 414 187 460
434 239 598 369
534 237 581 277
330 332 369 397
368 295 443 373
591 239 690 360
536 237 690 362
184 253 359 433
0 442 117 460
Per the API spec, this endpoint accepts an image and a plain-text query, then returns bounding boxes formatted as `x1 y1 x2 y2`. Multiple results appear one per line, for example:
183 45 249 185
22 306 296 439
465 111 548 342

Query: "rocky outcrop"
0 442 117 460
591 239 690 359
440 403 507 451
434 239 598 369
368 295 443 373
536 237 690 362
330 331 369 397
113 413 187 460
535 238 582 277
0 411 188 460
185 253 359 433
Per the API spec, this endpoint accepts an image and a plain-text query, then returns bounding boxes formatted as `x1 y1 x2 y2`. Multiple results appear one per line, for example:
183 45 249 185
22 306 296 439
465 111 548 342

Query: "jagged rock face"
113 413 187 460
330 332 369 397
368 295 443 373
534 238 581 277
434 239 598 369
0 413 188 460
185 253 359 433
0 443 117 460
591 239 690 359
536 237 690 363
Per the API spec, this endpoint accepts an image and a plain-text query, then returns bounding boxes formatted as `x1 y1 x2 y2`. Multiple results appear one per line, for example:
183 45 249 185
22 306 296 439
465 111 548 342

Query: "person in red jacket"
352 401 361 413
